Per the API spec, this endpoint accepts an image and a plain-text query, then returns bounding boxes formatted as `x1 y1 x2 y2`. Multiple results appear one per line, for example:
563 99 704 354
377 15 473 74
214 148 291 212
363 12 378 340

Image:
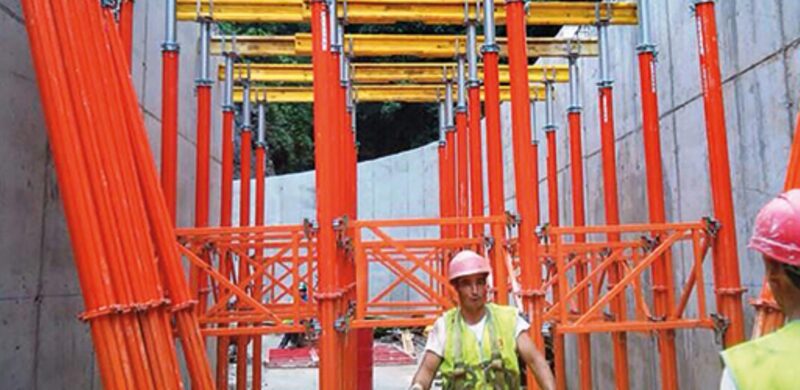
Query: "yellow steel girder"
179 1 638 26
221 63 568 84
233 84 546 103
211 34 598 58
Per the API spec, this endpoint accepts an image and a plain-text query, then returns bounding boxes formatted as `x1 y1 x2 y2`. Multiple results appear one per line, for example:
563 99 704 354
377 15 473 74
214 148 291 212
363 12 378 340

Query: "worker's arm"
409 351 442 390
516 331 556 390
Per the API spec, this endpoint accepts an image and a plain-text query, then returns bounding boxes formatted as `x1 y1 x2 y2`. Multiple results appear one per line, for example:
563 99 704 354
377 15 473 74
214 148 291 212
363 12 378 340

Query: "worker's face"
453 273 488 312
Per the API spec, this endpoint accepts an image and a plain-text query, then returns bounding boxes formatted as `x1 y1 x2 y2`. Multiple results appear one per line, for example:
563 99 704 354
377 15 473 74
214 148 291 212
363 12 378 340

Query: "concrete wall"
0 1 221 388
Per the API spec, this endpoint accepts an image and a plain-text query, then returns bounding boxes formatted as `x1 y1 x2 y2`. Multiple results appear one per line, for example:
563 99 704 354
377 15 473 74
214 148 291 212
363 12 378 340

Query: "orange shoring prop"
636 0 678 386
482 0 510 305
110 10 215 387
311 1 344 388
23 1 141 387
505 1 546 388
456 54 471 238
192 19 213 318
542 80 567 389
253 96 268 389
438 101 449 239
445 79 458 240
63 2 190 387
236 77 253 390
24 1 214 387
466 20 485 242
217 46 237 389
751 101 800 337
117 0 134 68
597 16 630 389
694 0 746 346
161 0 179 222
566 55 592 390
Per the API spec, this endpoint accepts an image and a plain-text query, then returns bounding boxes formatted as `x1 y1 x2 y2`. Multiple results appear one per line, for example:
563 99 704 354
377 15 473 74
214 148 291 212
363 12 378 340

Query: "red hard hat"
448 250 492 282
748 189 800 266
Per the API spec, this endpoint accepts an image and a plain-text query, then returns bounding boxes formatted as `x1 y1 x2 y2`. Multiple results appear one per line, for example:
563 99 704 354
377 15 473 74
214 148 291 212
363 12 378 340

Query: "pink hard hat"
448 250 492 282
749 189 800 266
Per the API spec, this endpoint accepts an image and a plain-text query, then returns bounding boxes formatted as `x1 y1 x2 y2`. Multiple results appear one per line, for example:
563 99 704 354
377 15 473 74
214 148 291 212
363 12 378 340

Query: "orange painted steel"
694 0 745 347
217 107 235 388
544 127 566 388
505 2 547 388
352 216 509 326
637 42 678 389
467 86 485 240
161 48 179 224
598 84 630 390
236 124 253 390
23 1 214 387
192 84 212 316
541 221 716 334
751 110 800 337
456 110 470 237
567 106 592 390
482 7 510 305
444 127 458 239
310 1 344 388
253 142 266 389
118 0 134 68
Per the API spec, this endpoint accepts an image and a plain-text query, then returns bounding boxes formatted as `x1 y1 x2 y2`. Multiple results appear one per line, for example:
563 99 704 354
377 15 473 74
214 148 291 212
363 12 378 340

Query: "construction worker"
279 282 309 349
410 250 555 390
720 189 800 389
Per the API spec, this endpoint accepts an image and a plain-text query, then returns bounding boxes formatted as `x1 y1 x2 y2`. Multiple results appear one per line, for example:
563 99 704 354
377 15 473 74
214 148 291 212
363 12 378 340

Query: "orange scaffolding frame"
22 0 773 389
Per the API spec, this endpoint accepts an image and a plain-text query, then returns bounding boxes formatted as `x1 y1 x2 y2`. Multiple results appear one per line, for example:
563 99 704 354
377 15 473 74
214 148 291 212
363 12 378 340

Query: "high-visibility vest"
722 321 800 389
439 303 521 390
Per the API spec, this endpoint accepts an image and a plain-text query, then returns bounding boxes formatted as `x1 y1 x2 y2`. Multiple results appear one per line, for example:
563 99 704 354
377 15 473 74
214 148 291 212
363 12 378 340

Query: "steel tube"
636 0 677 387
311 1 344 388
694 0 745 346
597 19 630 389
482 0 509 304
505 5 544 389
236 79 252 390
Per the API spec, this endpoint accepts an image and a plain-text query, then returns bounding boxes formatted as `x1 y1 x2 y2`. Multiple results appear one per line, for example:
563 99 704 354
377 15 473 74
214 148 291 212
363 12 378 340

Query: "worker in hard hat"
279 282 309 349
409 250 555 390
720 189 800 389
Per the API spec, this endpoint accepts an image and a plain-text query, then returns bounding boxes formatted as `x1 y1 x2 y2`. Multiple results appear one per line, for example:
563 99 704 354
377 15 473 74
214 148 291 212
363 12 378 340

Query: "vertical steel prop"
445 75 458 240
236 70 253 390
216 39 237 388
456 52 470 238
466 7 485 242
636 0 678 387
694 0 746 346
311 0 344 387
505 2 545 388
597 12 630 388
161 0 179 222
191 15 212 305
253 93 268 388
482 0 509 305
543 77 566 389
439 98 449 238
566 53 593 390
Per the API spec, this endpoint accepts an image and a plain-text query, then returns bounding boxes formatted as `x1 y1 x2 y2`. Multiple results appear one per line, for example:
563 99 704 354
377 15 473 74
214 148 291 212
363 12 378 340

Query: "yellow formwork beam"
233 84 546 103
212 34 597 58
180 1 637 26
222 63 568 84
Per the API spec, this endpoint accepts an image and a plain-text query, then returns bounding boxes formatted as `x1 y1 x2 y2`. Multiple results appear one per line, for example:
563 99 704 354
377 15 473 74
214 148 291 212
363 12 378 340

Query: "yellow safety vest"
722 321 800 389
440 303 521 390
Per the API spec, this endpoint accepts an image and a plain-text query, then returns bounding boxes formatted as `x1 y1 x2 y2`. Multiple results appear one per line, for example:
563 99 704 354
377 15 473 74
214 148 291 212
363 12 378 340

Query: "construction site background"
1 0 799 389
